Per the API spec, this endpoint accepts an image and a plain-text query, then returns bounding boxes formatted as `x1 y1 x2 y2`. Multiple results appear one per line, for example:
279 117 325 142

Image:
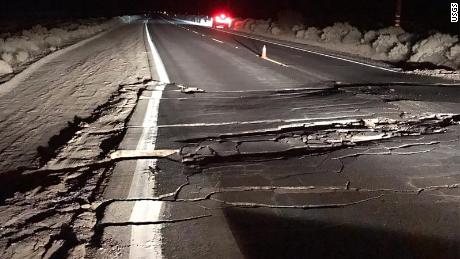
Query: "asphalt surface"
1 16 459 259
98 17 460 259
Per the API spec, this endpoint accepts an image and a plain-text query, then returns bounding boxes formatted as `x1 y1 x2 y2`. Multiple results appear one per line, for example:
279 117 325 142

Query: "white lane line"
146 22 170 83
262 57 288 67
213 29 400 73
212 38 224 44
174 18 400 73
127 23 170 259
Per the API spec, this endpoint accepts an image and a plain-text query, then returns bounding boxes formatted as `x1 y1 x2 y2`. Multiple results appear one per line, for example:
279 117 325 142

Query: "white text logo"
451 3 458 22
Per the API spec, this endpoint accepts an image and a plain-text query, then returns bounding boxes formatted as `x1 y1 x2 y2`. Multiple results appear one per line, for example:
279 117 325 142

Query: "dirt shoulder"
0 22 150 174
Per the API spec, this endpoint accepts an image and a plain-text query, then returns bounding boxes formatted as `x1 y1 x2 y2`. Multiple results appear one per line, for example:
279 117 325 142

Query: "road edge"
0 21 125 98
127 21 170 259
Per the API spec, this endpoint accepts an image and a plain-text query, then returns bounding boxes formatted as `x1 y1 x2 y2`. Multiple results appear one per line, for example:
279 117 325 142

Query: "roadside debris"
177 84 206 94
110 149 179 160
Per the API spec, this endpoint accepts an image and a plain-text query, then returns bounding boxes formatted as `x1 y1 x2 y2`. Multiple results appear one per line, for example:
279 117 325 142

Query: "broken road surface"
1 16 460 259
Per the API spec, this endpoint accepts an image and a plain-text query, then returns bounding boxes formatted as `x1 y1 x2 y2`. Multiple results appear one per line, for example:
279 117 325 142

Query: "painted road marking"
212 29 400 73
262 57 288 67
212 38 224 44
173 18 400 73
127 22 170 259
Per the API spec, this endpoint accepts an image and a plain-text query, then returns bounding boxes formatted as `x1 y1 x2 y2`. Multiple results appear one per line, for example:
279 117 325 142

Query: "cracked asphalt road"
2 16 460 259
97 18 460 258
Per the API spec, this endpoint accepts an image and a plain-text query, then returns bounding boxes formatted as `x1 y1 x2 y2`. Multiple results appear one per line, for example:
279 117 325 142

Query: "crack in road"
3 77 460 258
331 138 460 173
178 113 460 167
0 80 161 259
209 195 384 209
0 80 155 202
90 180 459 212
97 214 212 228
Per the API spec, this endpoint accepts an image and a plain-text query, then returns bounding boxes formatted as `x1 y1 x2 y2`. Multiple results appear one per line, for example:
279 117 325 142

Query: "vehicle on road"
212 13 232 29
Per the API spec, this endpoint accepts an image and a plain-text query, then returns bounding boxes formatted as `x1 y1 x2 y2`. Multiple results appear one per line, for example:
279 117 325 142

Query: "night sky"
0 0 458 33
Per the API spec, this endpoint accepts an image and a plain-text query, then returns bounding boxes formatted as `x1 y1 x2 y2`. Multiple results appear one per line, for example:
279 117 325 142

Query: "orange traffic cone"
261 45 267 59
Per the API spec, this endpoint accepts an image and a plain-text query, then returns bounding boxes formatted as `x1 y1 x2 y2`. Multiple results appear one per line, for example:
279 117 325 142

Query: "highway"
100 17 460 259
1 16 459 259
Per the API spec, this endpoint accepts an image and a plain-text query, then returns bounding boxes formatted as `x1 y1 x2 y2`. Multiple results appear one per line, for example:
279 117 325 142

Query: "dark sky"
0 0 458 33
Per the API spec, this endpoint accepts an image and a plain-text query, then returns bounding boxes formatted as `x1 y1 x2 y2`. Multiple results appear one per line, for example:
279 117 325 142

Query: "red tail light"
214 13 232 25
